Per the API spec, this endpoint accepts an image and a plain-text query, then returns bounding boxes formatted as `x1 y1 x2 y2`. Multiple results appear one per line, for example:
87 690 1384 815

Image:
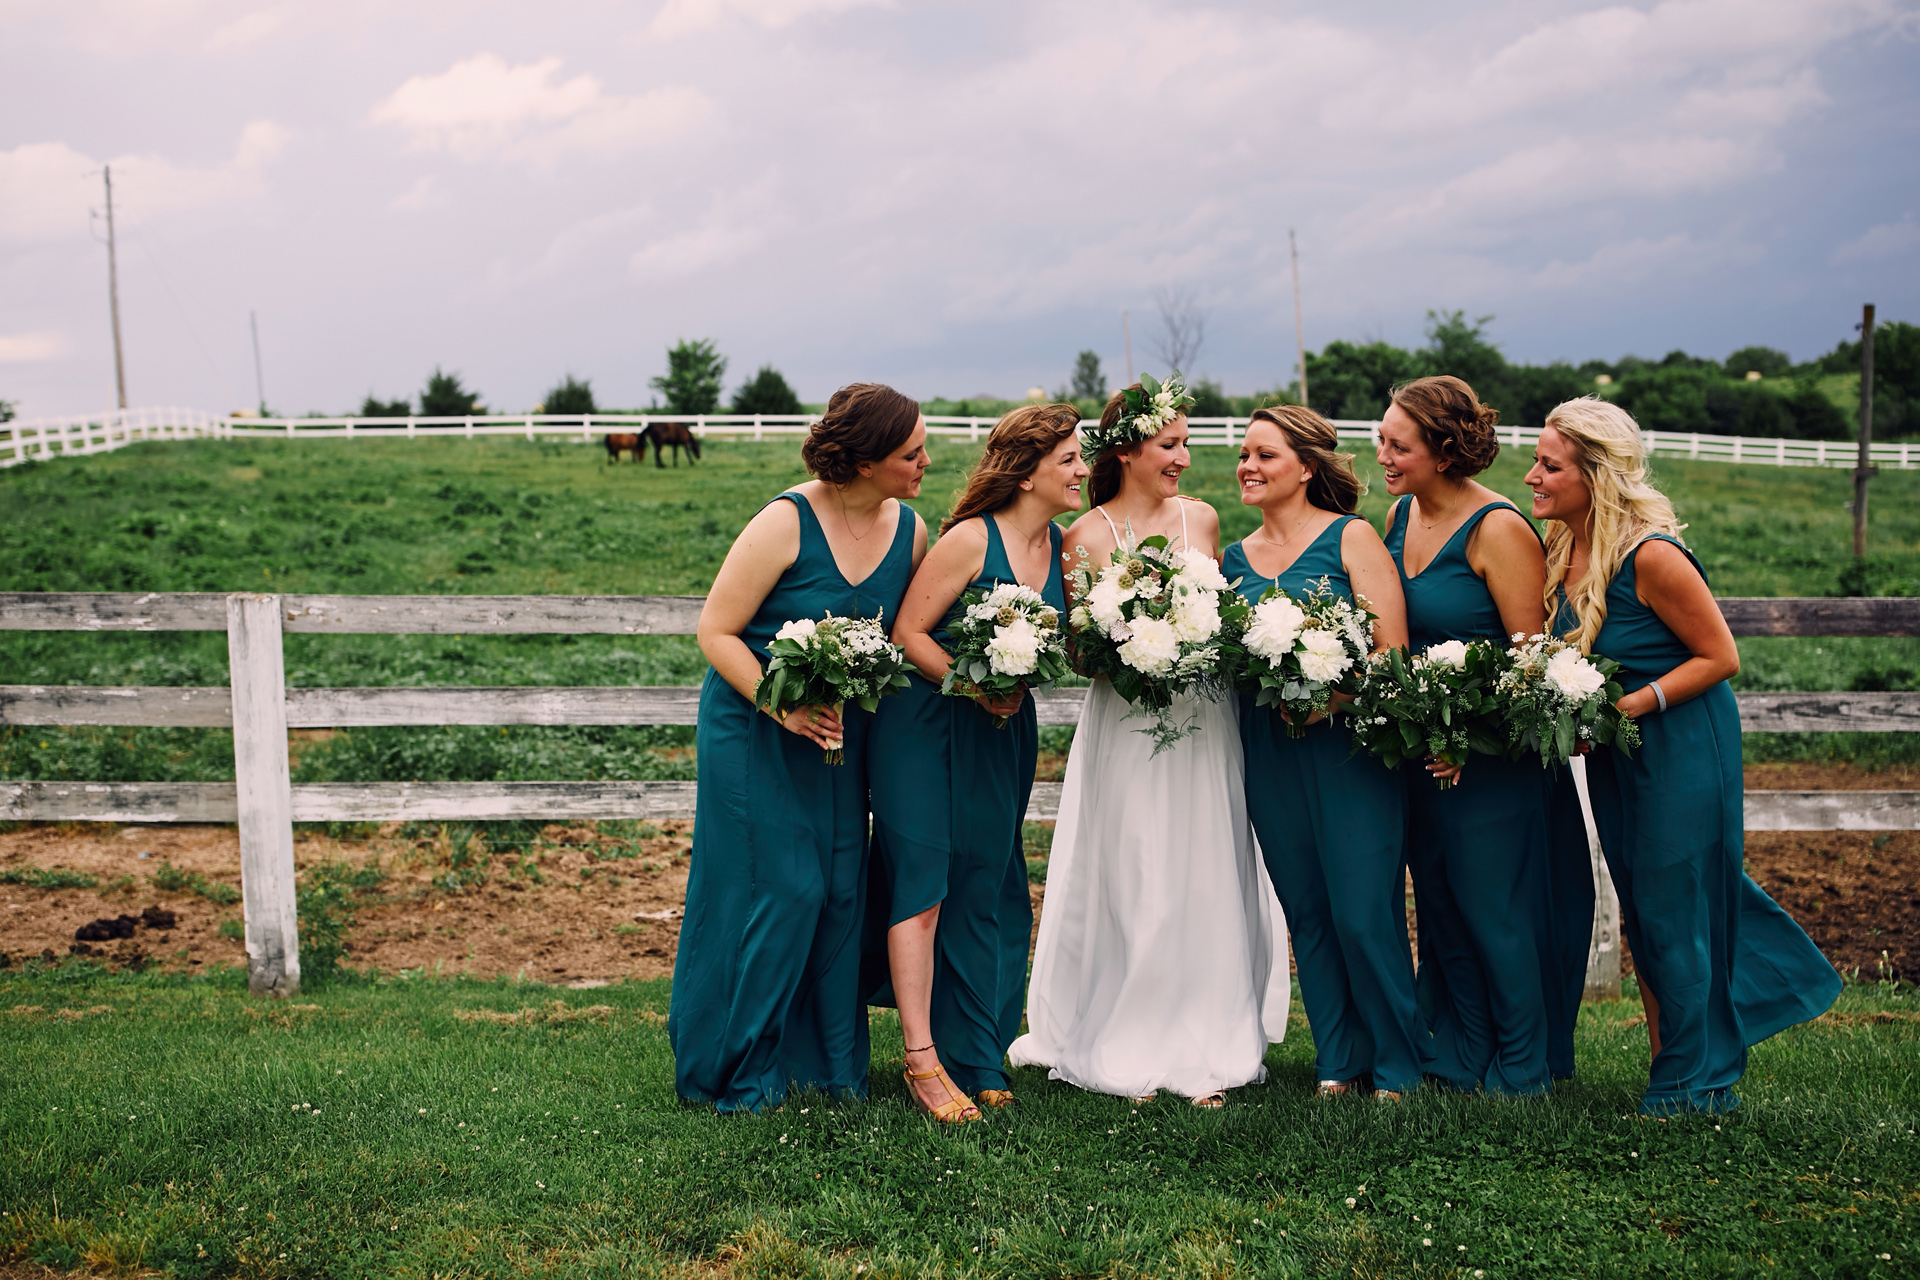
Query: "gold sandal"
1190 1091 1226 1109
976 1089 1015 1109
903 1045 980 1123
1316 1078 1356 1098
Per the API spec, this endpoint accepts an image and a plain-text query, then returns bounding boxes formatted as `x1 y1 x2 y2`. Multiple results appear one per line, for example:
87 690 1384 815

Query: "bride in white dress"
1007 391 1289 1105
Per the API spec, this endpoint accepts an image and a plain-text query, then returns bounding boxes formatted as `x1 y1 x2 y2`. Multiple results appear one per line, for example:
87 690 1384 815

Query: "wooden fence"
7 408 1917 471
3 591 1917 997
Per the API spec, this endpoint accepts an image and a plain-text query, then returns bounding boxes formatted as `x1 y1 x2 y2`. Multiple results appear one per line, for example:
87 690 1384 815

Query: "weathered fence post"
227 593 301 997
1569 756 1622 1001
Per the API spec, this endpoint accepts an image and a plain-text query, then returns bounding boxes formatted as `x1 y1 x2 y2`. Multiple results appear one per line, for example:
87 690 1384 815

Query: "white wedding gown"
1008 677 1291 1099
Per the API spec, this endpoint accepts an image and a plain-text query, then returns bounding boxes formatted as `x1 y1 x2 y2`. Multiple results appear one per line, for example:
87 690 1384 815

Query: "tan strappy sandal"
976 1089 1015 1109
1190 1091 1226 1109
903 1044 981 1123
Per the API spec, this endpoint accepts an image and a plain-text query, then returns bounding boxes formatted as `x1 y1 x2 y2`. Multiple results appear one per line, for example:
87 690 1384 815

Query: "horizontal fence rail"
7 407 1914 470
5 588 1917 996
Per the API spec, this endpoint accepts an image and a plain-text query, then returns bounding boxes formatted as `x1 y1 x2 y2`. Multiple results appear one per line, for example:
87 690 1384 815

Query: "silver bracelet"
1649 680 1668 713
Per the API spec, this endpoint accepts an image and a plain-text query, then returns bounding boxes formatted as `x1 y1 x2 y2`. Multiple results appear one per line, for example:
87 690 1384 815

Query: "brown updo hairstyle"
800 382 922 486
1244 405 1364 513
1388 375 1501 477
1087 382 1178 507
941 402 1081 534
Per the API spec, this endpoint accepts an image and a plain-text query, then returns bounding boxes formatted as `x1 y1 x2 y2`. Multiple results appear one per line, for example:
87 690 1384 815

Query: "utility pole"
250 310 267 415
1289 229 1308 408
1853 303 1876 559
1122 310 1133 385
104 165 127 409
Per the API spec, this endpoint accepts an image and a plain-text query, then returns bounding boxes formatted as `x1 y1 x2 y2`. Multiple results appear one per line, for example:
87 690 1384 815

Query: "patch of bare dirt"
1745 761 1920 791
1744 830 1919 984
0 821 692 984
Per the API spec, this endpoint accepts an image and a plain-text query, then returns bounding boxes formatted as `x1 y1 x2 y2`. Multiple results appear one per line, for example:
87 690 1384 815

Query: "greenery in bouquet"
754 612 912 763
1066 532 1249 752
1347 638 1506 788
1494 632 1643 767
1236 576 1376 737
939 581 1073 728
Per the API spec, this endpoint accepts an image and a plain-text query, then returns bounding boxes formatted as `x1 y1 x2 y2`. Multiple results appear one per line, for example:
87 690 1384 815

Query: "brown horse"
603 432 645 463
640 422 702 468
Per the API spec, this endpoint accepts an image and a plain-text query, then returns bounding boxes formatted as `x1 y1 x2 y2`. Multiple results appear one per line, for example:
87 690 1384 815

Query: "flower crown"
1081 371 1195 463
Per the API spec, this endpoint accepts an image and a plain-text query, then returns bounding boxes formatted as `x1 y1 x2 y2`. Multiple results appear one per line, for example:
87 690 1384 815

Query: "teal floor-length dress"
1386 499 1557 1096
1562 535 1840 1115
670 492 917 1115
865 515 1063 1094
1225 519 1423 1094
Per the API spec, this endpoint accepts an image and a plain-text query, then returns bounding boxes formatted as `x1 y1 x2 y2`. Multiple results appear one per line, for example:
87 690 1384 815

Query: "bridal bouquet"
754 611 913 764
1236 576 1376 737
940 581 1073 727
1493 632 1641 766
1067 533 1249 751
1346 638 1505 788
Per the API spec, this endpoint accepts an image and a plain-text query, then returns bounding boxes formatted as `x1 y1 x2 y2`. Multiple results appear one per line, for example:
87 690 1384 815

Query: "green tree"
0 398 14 423
356 395 410 418
730 364 802 415
1188 377 1231 417
1304 339 1420 419
1724 346 1792 378
1418 310 1508 390
542 375 596 415
1069 350 1107 400
419 368 481 417
650 339 727 415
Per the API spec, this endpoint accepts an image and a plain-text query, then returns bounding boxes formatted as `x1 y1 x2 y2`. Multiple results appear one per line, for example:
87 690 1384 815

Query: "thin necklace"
1265 510 1315 547
839 491 883 541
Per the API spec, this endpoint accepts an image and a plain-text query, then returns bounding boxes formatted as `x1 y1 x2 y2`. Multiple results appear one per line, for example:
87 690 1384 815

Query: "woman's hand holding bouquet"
1347 638 1505 789
1493 632 1642 766
754 612 913 763
1236 577 1376 737
940 581 1073 727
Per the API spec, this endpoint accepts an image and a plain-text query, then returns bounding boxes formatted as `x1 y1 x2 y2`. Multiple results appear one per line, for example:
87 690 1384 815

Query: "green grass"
1 966 1914 1278
2 434 1917 779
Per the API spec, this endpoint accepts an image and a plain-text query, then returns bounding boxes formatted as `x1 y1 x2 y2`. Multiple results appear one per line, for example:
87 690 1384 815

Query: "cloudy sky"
2 0 1916 418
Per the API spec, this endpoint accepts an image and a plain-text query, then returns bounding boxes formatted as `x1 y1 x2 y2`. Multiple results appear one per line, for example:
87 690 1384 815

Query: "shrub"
1725 345 1792 378
419 368 481 417
729 365 802 415
149 861 240 905
542 375 596 416
356 395 411 418
0 864 98 889
1188 377 1231 417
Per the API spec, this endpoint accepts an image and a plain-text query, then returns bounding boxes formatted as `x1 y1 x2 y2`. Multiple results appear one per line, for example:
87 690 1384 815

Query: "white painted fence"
3 590 1917 998
6 408 1915 470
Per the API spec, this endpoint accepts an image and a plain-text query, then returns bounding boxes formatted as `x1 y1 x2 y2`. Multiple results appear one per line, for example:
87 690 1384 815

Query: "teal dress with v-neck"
864 514 1064 1094
1559 535 1839 1114
1386 498 1557 1096
669 491 916 1114
1224 517 1423 1094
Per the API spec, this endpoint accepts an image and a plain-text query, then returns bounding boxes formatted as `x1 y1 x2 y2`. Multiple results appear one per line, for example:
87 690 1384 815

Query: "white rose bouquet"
754 612 913 764
940 581 1073 728
1493 633 1641 766
1235 576 1376 737
1066 532 1249 752
1346 638 1506 788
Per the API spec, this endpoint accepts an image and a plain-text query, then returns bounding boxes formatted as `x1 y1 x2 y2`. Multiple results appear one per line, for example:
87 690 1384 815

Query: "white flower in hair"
775 618 817 647
1544 646 1607 700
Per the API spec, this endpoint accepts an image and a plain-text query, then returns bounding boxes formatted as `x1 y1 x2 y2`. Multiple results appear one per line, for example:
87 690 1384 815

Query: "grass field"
1 964 1916 1279
2 433 1917 787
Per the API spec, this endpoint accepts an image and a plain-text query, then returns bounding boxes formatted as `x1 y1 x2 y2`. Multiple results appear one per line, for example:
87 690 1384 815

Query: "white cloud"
646 0 889 40
630 219 772 281
390 175 445 213
0 120 289 242
1832 213 1920 264
0 331 68 363
370 53 714 167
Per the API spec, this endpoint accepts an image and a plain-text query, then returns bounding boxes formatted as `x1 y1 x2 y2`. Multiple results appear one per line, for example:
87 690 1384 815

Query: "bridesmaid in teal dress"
1377 376 1560 1097
671 384 930 1115
867 403 1086 1118
1526 398 1839 1115
1225 407 1423 1099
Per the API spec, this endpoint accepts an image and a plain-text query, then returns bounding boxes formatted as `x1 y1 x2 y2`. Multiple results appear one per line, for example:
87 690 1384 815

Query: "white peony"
1245 597 1307 663
774 618 817 647
1086 572 1133 635
1175 547 1229 591
1425 639 1470 668
1297 628 1353 684
1116 616 1180 676
1544 646 1607 701
1069 605 1093 631
966 602 1000 623
986 617 1043 676
1169 587 1221 643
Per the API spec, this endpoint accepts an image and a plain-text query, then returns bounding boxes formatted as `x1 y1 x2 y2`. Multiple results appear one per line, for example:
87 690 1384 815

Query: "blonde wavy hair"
1540 397 1687 652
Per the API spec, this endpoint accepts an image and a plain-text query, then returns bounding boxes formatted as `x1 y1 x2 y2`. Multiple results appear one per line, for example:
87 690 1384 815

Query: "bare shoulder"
1633 536 1704 589
742 492 801 538
926 514 987 561
1476 504 1543 554
1340 512 1387 551
1177 494 1221 528
1061 509 1114 562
